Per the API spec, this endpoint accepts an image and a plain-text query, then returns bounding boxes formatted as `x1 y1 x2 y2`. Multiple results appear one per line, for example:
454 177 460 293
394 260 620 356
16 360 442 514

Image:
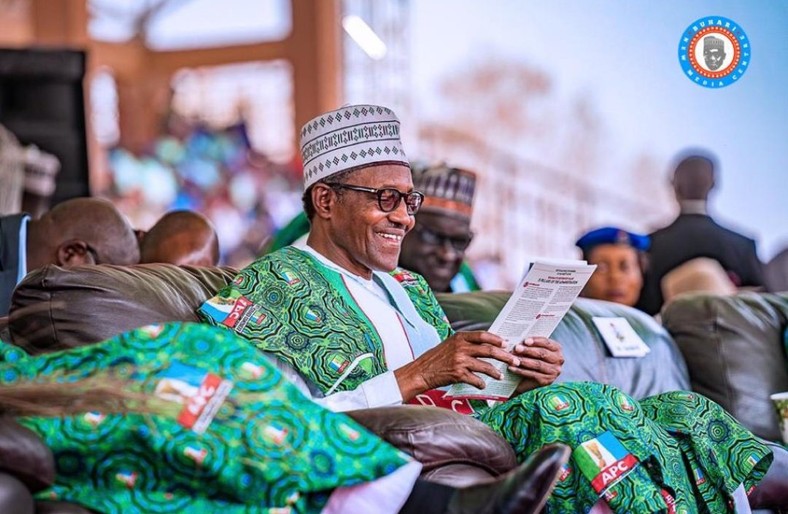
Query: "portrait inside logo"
690 28 739 76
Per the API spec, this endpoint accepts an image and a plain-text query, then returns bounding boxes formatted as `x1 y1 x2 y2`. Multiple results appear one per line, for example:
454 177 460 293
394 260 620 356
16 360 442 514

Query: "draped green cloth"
0 322 410 513
199 247 773 513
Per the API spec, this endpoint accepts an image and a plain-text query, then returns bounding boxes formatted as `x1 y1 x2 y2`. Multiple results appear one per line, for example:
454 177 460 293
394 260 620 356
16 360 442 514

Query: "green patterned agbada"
199 247 773 514
0 322 410 513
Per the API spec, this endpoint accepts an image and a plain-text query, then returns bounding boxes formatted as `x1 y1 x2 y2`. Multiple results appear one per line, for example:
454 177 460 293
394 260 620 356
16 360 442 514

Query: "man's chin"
370 258 400 273
429 275 453 293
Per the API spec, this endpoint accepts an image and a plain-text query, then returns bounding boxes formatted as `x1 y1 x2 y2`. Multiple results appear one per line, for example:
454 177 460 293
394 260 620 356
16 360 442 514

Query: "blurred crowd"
101 112 303 267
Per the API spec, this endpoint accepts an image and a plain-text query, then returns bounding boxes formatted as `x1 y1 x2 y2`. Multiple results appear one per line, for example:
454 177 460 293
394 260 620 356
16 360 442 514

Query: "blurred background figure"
575 226 649 308
104 115 293 268
0 123 60 219
139 210 220 267
399 163 480 292
1 197 139 315
637 152 765 314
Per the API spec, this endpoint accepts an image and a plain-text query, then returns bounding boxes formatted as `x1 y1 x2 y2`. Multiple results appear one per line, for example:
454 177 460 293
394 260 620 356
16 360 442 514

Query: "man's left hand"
509 337 564 396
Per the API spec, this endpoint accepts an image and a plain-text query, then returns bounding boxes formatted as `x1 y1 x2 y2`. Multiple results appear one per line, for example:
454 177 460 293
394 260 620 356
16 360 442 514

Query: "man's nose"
388 197 413 226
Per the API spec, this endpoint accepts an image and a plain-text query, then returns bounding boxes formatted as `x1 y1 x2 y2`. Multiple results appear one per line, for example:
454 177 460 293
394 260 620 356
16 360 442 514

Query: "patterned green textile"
198 247 773 513
479 383 772 513
198 247 451 394
0 322 410 513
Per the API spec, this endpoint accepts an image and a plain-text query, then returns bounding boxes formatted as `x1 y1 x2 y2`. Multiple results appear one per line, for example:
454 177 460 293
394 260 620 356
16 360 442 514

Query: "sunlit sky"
411 0 787 260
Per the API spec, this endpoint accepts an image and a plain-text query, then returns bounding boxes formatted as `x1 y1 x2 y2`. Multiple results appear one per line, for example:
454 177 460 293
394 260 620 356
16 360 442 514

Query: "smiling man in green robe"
199 104 783 513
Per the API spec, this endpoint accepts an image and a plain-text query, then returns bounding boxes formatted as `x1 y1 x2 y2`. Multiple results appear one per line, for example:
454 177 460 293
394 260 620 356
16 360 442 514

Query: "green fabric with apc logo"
0 322 410 513
479 383 772 513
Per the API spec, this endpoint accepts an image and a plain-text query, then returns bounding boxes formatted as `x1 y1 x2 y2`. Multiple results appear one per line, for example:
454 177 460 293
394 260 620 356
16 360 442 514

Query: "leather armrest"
0 417 55 493
35 502 95 514
346 406 516 476
0 472 34 514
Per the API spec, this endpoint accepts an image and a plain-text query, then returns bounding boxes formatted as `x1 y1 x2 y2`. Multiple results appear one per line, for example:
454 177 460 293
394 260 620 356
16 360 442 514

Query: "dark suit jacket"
0 213 27 316
637 214 764 315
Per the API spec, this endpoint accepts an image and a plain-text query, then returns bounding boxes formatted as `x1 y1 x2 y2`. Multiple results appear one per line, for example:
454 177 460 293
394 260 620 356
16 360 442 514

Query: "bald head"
140 210 219 267
26 197 140 271
673 155 716 201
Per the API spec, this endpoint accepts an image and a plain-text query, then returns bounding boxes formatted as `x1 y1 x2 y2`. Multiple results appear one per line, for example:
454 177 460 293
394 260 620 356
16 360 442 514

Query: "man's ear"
56 240 95 266
312 184 336 220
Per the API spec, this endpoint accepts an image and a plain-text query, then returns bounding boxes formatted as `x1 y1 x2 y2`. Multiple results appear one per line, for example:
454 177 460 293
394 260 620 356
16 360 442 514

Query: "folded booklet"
446 260 596 401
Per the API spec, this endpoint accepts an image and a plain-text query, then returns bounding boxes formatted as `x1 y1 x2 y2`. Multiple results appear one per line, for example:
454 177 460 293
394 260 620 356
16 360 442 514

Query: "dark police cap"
575 227 651 252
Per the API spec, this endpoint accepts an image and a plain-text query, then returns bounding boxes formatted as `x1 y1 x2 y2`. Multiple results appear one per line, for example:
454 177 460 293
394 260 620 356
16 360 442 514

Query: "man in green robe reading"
199 104 785 513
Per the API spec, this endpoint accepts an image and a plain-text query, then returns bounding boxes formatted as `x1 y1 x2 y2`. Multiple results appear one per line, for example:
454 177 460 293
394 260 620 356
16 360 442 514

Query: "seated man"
399 162 480 293
0 322 568 514
200 105 781 513
575 226 649 308
0 197 140 315
139 210 220 267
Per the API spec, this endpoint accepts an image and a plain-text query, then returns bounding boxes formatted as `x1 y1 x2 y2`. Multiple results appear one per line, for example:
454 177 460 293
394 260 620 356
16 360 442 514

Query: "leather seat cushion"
346 406 517 476
662 292 788 441
0 417 54 492
9 264 237 353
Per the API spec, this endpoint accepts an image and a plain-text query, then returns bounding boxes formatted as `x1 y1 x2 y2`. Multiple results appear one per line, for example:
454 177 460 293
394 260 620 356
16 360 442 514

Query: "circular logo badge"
678 16 751 88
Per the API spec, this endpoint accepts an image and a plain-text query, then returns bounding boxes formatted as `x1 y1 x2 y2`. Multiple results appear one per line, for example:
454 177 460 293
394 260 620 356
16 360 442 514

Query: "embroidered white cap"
300 104 409 189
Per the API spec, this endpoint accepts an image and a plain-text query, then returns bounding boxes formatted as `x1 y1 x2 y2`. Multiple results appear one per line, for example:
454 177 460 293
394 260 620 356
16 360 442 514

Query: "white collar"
679 200 708 215
299 244 376 283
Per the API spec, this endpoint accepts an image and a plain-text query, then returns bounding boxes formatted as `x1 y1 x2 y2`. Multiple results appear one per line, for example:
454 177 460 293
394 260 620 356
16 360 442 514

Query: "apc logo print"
678 16 750 88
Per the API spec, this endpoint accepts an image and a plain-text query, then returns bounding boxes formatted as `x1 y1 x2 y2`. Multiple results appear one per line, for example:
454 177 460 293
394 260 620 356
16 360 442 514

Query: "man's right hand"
393 331 521 402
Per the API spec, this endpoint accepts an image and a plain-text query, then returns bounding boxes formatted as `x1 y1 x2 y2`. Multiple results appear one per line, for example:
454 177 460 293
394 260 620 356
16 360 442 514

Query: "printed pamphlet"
446 260 596 400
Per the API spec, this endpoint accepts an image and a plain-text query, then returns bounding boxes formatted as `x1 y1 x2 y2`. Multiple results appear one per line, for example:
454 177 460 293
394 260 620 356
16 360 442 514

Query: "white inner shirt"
280 243 413 411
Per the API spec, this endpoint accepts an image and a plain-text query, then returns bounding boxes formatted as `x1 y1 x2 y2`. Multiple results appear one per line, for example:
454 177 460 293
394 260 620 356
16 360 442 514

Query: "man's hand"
394 331 521 402
509 337 564 396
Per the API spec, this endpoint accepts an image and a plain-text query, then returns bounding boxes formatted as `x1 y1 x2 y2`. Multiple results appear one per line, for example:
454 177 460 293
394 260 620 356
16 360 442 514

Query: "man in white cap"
703 35 726 71
200 105 781 513
199 105 568 514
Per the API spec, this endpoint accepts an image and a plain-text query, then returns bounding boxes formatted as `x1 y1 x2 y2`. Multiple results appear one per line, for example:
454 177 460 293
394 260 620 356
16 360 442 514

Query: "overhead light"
342 15 387 60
